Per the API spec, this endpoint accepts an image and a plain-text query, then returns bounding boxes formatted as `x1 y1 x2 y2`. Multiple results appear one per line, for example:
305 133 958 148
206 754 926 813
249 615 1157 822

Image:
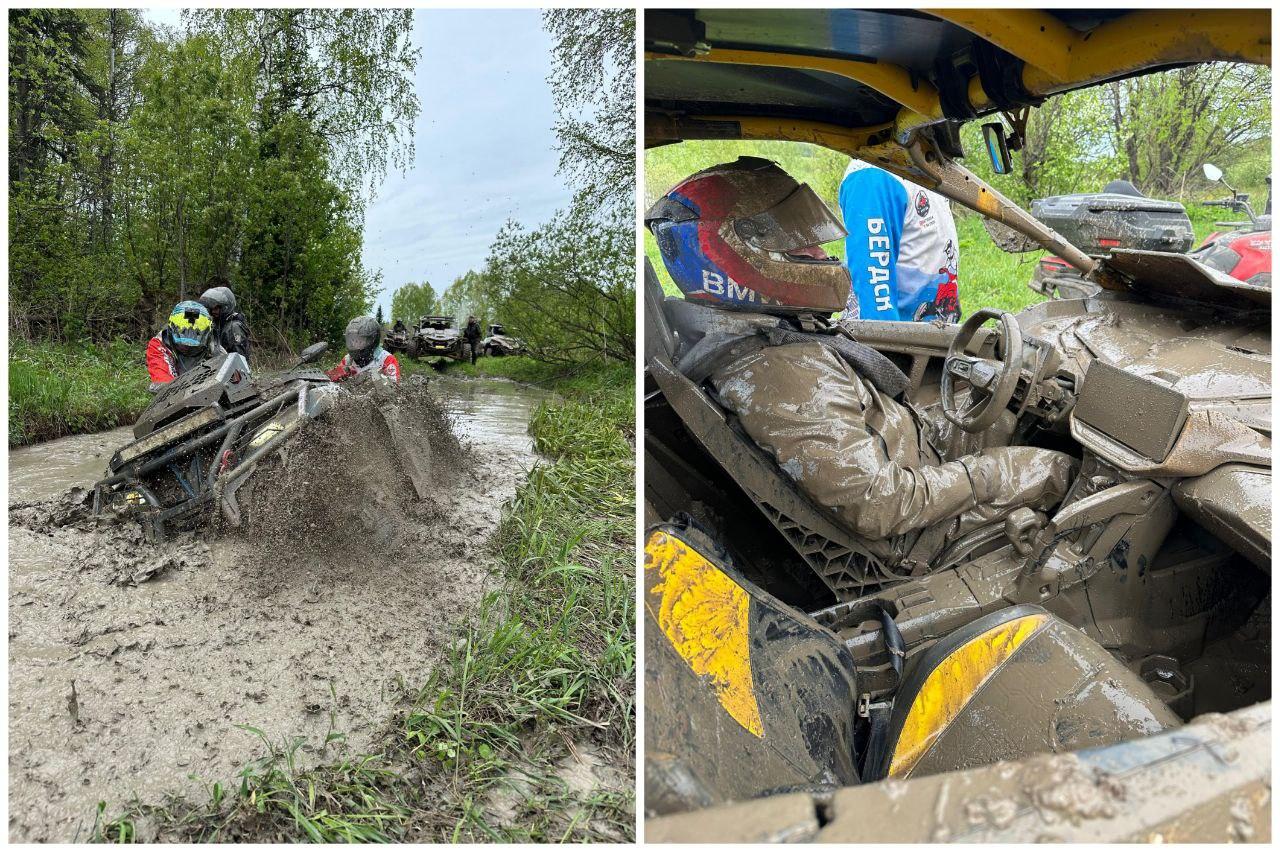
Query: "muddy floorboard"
8 376 548 842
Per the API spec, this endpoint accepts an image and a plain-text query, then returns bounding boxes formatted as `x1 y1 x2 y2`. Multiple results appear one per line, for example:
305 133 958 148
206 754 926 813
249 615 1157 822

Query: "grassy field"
93 356 636 843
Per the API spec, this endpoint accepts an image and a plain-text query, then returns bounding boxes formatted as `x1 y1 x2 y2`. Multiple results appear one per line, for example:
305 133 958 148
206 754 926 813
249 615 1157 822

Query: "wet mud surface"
8 375 550 841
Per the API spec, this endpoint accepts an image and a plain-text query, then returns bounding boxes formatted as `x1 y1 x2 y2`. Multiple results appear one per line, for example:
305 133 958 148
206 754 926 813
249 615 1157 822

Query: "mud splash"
8 375 548 842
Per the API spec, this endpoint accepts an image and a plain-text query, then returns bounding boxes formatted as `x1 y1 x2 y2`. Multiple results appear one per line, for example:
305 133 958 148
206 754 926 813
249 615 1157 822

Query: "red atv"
1191 164 1270 287
1028 166 1271 299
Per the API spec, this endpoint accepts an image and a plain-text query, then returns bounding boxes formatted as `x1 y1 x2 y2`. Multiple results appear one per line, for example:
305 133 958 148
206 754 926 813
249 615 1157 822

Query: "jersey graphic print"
839 161 962 323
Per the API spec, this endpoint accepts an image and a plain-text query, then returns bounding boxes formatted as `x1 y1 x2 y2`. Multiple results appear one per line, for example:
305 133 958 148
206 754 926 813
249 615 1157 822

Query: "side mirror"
1202 163 1224 183
297 342 329 365
982 123 1013 176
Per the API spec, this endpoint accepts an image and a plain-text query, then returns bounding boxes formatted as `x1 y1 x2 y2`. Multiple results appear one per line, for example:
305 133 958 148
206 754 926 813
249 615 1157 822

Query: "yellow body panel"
644 530 764 738
649 10 1270 148
888 613 1049 777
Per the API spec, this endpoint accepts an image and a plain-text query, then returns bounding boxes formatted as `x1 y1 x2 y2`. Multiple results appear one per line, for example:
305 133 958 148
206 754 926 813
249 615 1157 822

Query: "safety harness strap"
677 324 911 400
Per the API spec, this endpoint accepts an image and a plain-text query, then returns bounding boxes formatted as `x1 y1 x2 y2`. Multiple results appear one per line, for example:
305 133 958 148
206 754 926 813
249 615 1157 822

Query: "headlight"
117 406 222 464
248 420 285 448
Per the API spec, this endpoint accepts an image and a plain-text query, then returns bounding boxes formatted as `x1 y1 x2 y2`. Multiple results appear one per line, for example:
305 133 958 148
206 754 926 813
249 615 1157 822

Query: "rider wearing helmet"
327 315 400 382
646 158 1075 565
146 300 218 389
199 278 251 362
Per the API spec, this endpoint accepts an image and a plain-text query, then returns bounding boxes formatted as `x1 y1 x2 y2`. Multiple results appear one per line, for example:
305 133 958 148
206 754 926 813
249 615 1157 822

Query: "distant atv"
383 319 412 354
406 316 470 361
92 343 338 539
1028 166 1271 300
480 323 525 357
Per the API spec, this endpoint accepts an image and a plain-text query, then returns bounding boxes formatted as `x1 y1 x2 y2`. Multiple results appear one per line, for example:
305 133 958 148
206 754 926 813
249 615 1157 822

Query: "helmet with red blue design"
645 157 851 314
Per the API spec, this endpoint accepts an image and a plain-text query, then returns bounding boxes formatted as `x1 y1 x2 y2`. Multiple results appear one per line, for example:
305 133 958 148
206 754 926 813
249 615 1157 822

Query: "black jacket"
217 311 252 362
464 320 482 343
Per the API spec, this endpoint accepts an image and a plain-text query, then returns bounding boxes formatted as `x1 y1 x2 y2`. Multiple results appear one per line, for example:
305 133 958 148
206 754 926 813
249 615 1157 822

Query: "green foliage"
389 281 439 325
964 64 1270 203
189 9 421 195
8 338 151 446
439 270 493 327
482 199 634 365
543 9 635 215
9 8 414 348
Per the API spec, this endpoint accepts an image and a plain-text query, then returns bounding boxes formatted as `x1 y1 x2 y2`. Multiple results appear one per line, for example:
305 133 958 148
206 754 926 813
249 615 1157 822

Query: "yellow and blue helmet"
164 300 214 356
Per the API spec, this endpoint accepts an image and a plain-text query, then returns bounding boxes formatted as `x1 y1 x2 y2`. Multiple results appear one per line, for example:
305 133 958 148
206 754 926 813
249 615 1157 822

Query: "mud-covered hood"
1102 249 1271 314
1025 298 1270 430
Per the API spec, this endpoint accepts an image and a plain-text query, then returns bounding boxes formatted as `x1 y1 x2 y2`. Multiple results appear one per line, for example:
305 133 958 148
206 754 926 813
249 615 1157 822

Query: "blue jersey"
838 161 961 322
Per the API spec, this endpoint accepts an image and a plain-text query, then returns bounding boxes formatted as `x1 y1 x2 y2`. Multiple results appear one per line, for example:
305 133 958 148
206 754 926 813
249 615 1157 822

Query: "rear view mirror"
297 342 329 365
1202 163 1223 183
982 123 1013 176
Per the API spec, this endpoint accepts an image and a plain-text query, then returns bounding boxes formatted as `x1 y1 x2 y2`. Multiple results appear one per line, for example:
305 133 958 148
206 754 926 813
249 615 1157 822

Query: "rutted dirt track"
8 376 549 842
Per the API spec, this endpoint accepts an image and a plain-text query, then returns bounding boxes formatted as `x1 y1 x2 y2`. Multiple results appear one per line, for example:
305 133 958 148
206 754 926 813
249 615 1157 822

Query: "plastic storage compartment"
1031 192 1193 256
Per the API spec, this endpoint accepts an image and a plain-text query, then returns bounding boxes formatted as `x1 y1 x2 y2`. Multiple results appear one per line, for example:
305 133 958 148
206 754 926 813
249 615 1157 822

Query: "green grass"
91 359 636 843
8 339 152 447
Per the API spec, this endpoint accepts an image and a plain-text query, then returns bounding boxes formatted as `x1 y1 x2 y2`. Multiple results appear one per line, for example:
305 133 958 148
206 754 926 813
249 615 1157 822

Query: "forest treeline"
11 8 636 367
9 8 418 347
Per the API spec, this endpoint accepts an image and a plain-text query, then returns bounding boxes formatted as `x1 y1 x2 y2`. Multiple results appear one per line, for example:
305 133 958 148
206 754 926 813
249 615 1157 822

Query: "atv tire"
406 338 420 359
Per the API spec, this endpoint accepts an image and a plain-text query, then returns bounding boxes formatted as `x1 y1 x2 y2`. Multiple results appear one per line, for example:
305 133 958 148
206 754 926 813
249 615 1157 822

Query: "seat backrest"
649 354 894 599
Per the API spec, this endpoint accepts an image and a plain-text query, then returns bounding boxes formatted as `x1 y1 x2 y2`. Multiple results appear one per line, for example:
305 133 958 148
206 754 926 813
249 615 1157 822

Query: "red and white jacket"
326 347 400 383
145 335 184 383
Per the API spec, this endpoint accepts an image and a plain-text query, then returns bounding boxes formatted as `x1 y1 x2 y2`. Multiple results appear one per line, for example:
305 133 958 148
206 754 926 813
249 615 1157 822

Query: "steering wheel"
941 309 1024 433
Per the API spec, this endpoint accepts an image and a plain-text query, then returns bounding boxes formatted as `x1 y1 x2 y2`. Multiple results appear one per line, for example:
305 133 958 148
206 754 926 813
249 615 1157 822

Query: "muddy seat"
645 261 1014 599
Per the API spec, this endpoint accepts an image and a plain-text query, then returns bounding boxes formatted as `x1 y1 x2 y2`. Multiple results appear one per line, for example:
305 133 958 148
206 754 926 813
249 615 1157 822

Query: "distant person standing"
199 277 252 363
838 160 961 323
463 315 482 364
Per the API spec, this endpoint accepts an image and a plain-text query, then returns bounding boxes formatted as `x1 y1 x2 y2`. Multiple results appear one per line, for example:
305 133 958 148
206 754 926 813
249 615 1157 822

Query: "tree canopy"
389 281 440 324
8 8 417 348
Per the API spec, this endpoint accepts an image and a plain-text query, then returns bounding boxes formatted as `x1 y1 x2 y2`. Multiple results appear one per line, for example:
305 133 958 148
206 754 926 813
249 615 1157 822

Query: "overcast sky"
143 9 572 316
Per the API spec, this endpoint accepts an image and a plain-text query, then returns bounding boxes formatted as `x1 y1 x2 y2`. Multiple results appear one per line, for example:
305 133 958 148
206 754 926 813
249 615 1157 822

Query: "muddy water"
8 376 550 842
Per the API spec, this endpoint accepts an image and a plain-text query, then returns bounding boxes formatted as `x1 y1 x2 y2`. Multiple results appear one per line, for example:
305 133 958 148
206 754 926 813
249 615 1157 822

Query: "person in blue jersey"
838 160 962 323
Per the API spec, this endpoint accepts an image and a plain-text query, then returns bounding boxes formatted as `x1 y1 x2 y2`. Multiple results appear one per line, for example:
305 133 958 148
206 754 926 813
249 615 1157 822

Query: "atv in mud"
91 343 338 539
384 319 412 353
644 8 1270 843
410 316 471 361
380 316 470 361
91 342 426 541
481 323 525 357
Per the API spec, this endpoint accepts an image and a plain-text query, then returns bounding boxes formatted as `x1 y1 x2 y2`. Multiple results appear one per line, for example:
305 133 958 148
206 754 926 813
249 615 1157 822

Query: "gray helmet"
345 315 381 367
199 285 237 316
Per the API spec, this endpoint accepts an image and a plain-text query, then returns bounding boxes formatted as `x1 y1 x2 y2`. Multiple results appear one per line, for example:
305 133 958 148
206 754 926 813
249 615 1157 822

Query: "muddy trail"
8 375 551 842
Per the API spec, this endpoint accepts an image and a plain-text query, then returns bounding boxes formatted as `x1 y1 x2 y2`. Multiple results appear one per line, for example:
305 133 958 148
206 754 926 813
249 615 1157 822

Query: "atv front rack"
92 383 309 540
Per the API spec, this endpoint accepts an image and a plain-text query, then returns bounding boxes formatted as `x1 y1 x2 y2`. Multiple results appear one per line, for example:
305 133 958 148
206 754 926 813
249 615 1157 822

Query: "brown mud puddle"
8 375 550 841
